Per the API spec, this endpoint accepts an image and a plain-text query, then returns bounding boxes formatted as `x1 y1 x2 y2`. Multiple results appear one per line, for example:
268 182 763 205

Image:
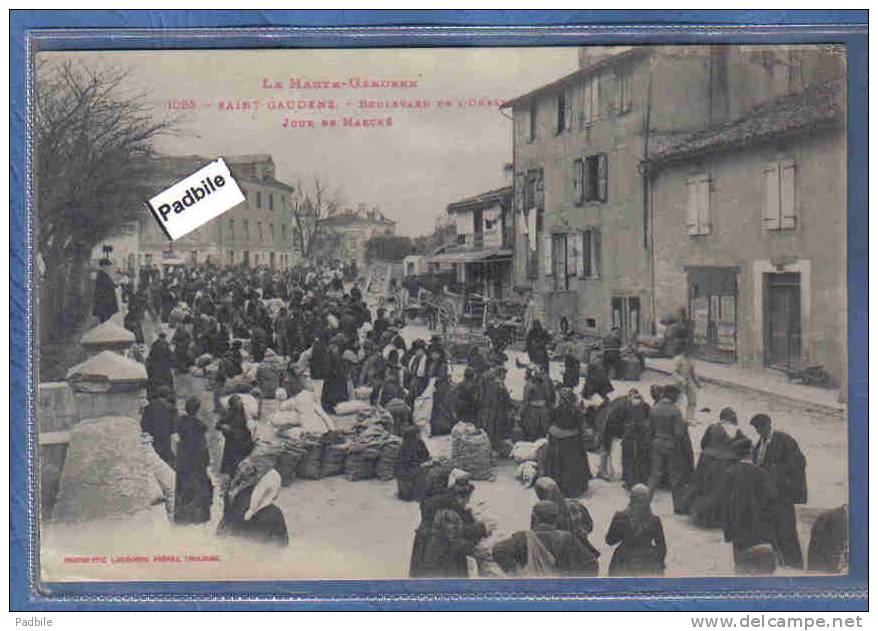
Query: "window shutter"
698 176 711 234
540 233 553 276
591 76 601 121
686 179 699 235
762 164 781 230
566 233 578 276
592 230 602 278
564 88 573 131
779 160 796 229
535 171 545 209
581 81 592 128
574 232 585 277
572 159 583 206
515 172 526 213
597 154 608 202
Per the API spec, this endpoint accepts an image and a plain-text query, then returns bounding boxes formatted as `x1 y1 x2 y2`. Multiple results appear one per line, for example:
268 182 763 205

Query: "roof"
446 186 513 214
322 211 396 226
224 154 273 165
501 47 648 110
66 350 147 383
79 320 136 347
427 248 512 264
647 79 844 165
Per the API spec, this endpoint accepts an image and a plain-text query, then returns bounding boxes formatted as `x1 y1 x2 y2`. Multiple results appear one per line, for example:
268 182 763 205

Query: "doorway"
764 272 802 368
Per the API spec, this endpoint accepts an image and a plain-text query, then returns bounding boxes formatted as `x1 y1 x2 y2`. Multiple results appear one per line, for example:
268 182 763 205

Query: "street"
40 317 848 582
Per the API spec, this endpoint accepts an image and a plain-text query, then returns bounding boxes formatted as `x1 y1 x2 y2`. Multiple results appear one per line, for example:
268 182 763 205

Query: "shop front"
686 266 739 363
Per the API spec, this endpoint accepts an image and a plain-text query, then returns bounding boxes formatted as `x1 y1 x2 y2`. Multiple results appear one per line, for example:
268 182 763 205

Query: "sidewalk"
646 357 846 416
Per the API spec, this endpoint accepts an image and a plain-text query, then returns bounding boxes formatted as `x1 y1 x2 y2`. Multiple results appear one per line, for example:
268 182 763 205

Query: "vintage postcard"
34 45 849 585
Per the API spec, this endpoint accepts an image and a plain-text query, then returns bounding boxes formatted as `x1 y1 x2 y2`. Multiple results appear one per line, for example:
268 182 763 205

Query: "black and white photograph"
34 44 849 583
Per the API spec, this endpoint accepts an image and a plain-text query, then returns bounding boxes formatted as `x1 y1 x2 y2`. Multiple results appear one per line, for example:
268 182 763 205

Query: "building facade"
504 44 846 359
647 77 846 386
426 186 514 299
315 205 397 269
138 154 299 270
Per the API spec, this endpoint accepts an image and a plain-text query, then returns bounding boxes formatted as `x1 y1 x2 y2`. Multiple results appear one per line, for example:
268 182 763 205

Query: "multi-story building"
502 44 847 386
646 58 845 386
315 204 397 269
425 186 514 298
137 154 298 270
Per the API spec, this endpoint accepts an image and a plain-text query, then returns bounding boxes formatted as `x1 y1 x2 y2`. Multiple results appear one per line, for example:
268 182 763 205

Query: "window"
540 233 553 278
228 250 235 264
243 220 250 240
282 196 287 211
616 68 633 115
583 154 608 203
457 234 466 245
281 224 286 241
581 75 601 128
763 160 796 230
528 102 537 142
258 221 264 242
556 88 571 135
269 223 275 242
551 233 570 290
229 219 235 240
269 193 274 211
686 173 712 235
572 158 584 206
525 169 544 210
256 191 262 209
579 229 601 279
217 222 223 241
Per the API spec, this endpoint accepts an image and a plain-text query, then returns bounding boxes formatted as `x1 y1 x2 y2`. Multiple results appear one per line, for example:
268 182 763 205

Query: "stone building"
315 204 397 269
502 44 847 381
646 73 846 386
137 154 298 270
426 186 514 299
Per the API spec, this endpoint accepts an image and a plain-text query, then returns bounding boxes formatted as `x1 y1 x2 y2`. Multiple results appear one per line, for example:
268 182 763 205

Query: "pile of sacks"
450 422 494 481
344 423 400 482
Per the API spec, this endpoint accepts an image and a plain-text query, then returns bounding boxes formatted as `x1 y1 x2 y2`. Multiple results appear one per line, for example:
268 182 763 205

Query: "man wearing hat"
646 384 693 513
93 258 119 323
722 438 779 573
750 413 807 568
688 408 751 528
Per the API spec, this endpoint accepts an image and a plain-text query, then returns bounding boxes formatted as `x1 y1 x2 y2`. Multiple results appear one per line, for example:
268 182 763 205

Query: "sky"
40 47 579 236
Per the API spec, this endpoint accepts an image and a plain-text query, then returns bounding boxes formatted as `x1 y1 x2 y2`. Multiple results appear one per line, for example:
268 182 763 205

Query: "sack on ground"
335 400 372 416
375 437 402 481
451 422 493 481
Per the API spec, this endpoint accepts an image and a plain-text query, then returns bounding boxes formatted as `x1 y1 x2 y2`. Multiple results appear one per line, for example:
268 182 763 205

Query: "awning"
427 248 512 265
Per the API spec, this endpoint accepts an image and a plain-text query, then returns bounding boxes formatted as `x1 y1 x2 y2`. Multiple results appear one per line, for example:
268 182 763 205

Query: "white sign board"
146 158 244 241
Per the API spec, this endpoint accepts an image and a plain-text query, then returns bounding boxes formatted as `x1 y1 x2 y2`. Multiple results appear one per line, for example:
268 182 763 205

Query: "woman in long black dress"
395 425 430 501
217 394 254 478
320 340 350 413
606 484 667 576
543 388 591 497
217 467 288 547
174 397 213 524
409 466 487 577
428 353 454 436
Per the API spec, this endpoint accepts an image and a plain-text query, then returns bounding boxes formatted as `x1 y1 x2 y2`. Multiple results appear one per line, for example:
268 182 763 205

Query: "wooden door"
765 273 802 368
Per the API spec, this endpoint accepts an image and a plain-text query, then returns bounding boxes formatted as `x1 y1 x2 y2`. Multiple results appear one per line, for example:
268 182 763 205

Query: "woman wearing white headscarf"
605 484 666 576
217 467 288 547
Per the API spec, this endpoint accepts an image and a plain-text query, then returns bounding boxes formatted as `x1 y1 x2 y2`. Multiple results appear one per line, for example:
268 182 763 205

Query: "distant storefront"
686 266 738 363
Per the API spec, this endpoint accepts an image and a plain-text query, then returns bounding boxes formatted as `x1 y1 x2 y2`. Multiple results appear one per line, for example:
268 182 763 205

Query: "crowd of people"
94 259 846 577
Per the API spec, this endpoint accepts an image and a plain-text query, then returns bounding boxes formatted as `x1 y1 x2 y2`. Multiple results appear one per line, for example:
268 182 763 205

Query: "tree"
365 235 415 262
289 176 343 260
412 214 457 254
34 59 176 343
